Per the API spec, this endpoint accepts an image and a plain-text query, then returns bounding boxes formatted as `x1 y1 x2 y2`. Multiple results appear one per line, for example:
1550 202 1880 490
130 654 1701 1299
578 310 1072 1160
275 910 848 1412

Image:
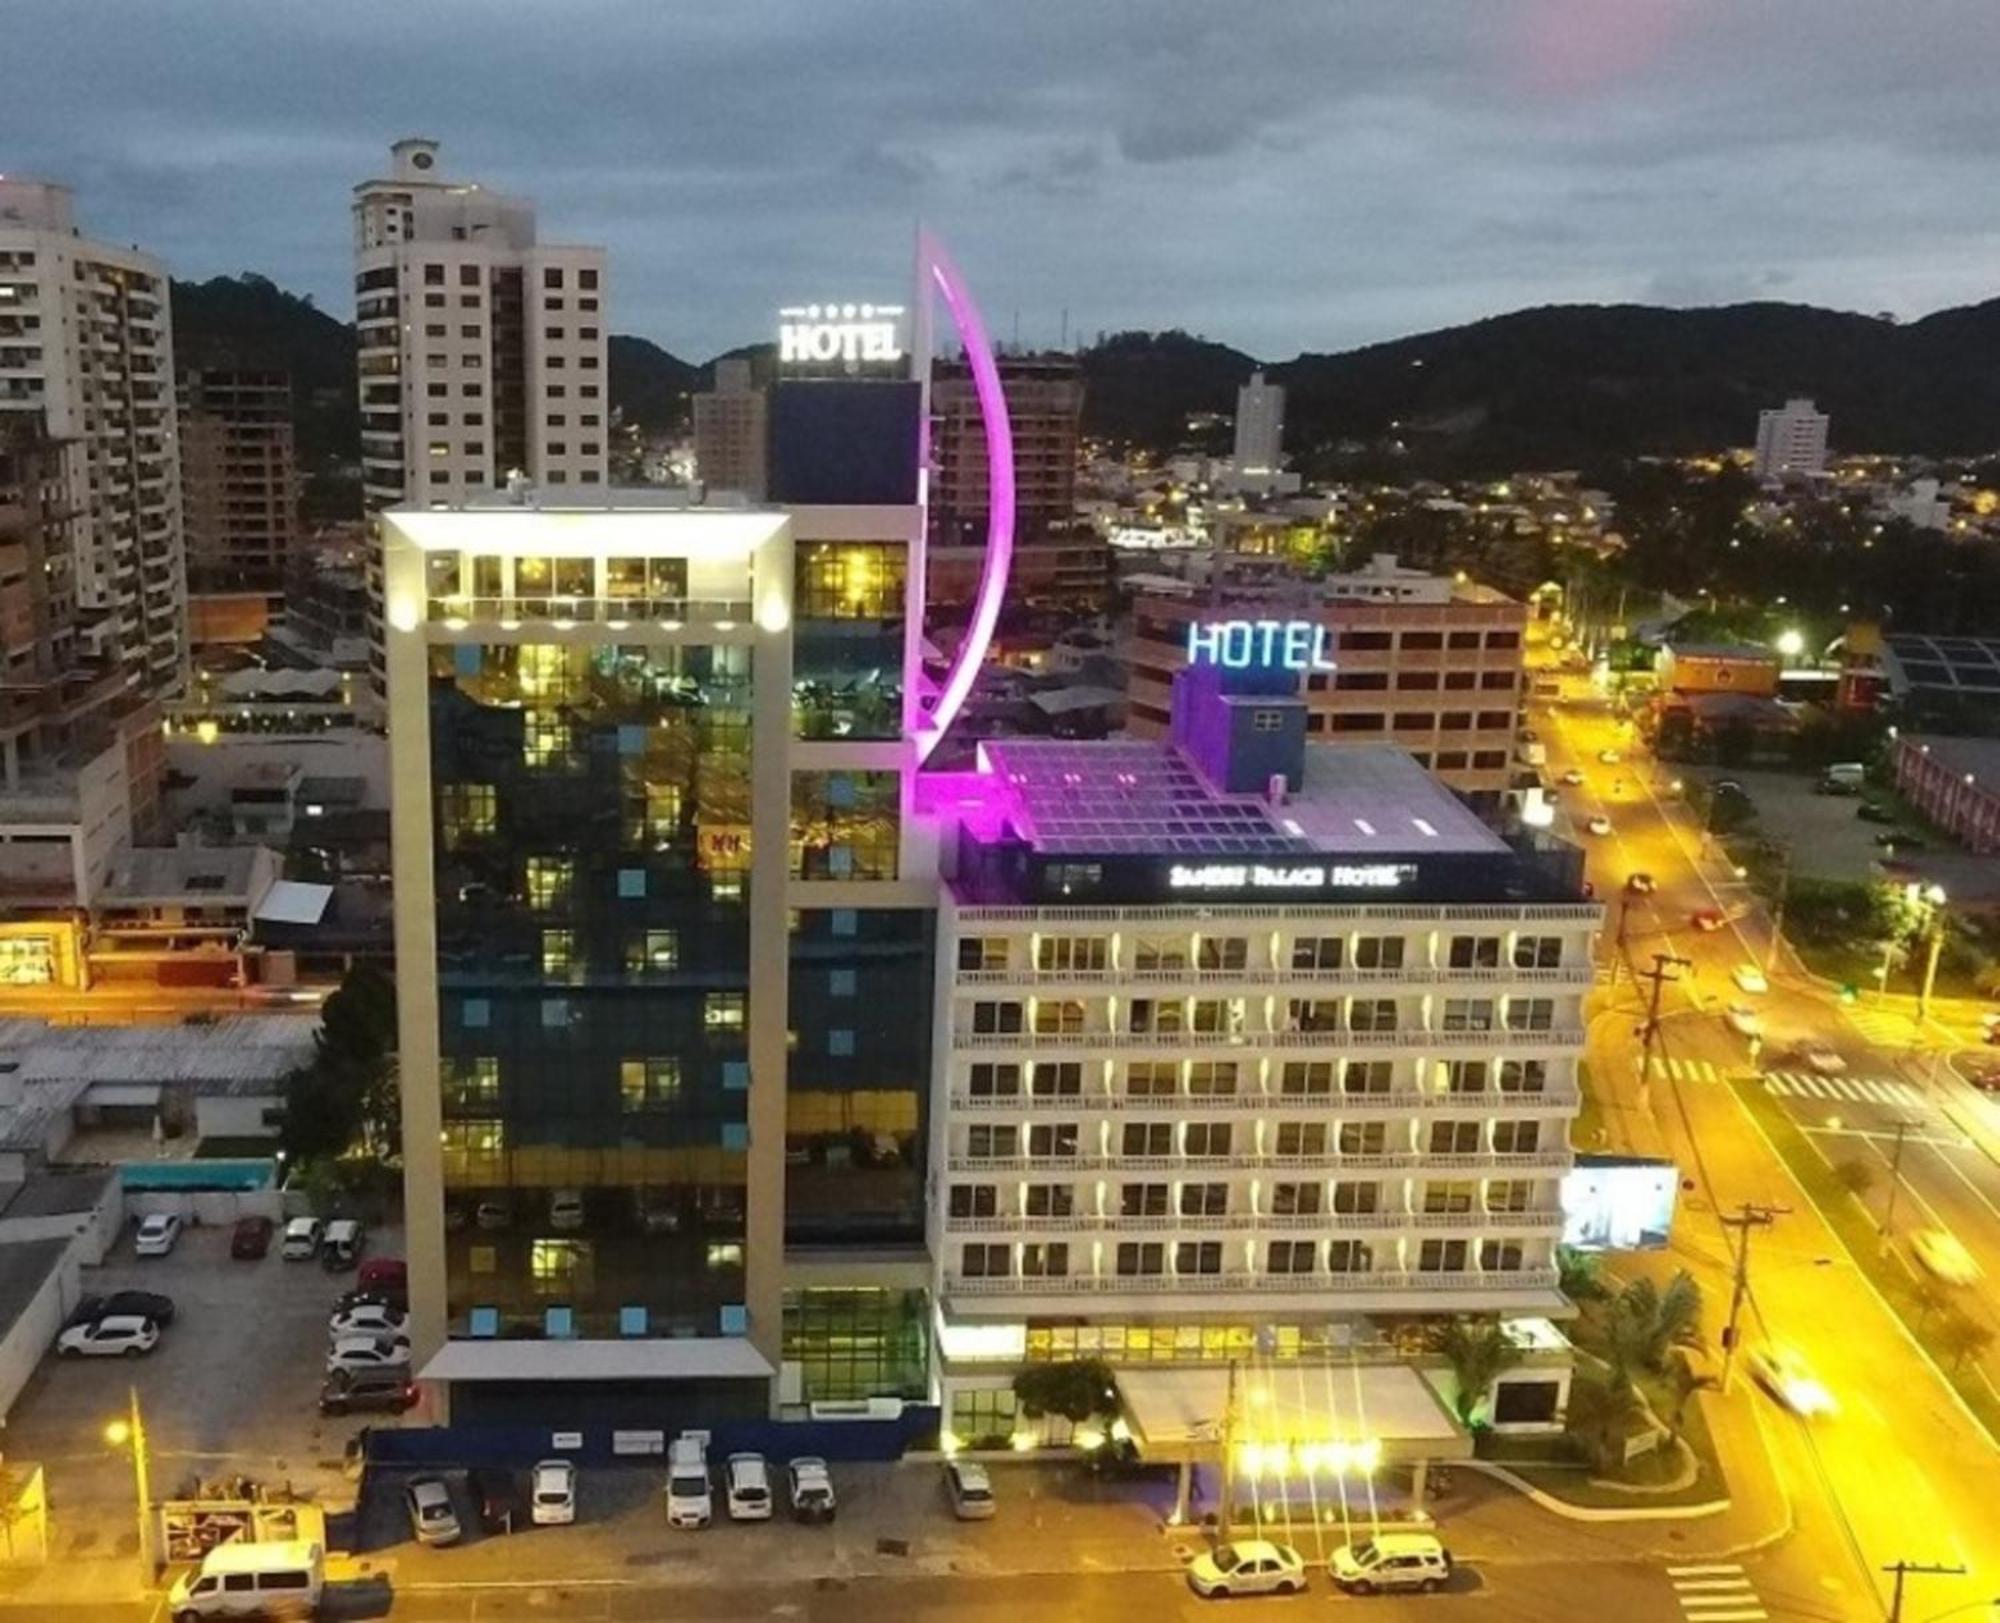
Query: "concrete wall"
0 1184 125 1267
194 1093 283 1141
0 1249 82 1422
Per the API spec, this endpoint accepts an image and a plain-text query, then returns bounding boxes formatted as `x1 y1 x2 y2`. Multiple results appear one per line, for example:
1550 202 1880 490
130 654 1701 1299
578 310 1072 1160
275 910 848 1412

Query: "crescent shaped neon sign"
913 231 1013 764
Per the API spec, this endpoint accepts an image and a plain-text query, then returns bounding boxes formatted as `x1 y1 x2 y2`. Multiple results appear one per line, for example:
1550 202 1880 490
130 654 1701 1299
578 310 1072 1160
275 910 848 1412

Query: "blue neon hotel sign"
1186 618 1336 673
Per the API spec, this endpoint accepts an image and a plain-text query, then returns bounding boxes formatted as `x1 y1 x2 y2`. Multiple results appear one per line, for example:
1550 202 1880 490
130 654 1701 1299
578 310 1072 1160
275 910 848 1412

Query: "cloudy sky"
7 0 1997 362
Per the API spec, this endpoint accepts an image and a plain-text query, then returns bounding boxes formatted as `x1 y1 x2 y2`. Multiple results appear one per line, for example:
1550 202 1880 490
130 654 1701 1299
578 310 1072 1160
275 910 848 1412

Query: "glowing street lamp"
1775 629 1805 660
106 1388 155 1583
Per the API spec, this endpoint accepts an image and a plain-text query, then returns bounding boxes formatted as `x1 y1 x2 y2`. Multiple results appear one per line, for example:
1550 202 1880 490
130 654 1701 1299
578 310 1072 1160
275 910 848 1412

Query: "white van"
665 1435 712 1529
168 1538 323 1620
281 1216 322 1261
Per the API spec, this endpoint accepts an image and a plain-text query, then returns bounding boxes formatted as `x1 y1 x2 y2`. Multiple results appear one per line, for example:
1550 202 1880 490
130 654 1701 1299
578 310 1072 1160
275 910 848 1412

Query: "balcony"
955 963 1596 990
426 595 753 629
953 1025 1588 1054
941 1209 1418 1235
942 1266 1560 1298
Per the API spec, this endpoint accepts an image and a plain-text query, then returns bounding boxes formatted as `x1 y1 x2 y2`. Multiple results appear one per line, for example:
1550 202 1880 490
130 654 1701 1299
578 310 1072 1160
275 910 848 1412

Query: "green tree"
1563 1375 1644 1473
1556 1245 1608 1303
1609 1272 1704 1376
1934 1311 1994 1373
1012 1359 1119 1425
280 965 400 1167
1437 1318 1523 1427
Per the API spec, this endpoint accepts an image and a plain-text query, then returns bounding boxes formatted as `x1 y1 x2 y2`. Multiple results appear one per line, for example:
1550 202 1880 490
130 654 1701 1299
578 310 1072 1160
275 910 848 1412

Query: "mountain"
608 335 700 436
1078 330 1260 450
170 274 358 467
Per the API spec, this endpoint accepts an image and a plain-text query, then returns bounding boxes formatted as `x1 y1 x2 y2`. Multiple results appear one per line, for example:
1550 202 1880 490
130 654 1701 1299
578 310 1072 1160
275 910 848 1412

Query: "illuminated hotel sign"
777 303 906 366
1187 619 1336 673
1167 861 1416 892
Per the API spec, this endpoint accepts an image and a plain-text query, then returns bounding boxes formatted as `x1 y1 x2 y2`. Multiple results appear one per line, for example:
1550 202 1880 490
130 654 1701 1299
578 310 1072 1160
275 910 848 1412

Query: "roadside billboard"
1560 1156 1678 1251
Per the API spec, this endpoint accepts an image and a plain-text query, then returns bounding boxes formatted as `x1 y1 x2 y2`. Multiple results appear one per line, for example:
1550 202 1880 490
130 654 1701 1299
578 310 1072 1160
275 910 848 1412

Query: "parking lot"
1688 765 1923 881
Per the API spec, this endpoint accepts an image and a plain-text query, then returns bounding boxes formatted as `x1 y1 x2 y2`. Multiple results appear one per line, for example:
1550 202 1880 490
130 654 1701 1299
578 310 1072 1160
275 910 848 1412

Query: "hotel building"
924 657 1594 1446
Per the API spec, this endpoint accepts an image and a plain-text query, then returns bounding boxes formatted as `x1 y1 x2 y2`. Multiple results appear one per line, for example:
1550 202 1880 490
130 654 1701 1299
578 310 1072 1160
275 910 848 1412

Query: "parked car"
230 1216 275 1260
1560 768 1585 786
58 1315 159 1358
786 1457 836 1524
1586 815 1612 836
1856 802 1897 824
1329 1532 1453 1595
944 1458 995 1520
1732 964 1769 995
356 1257 408 1300
320 1219 364 1272
549 1189 586 1231
1597 749 1622 765
134 1213 183 1257
1874 830 1927 850
1912 1227 1980 1286
1187 1540 1307 1598
326 1334 411 1374
333 1287 403 1319
665 1436 712 1530
1725 1003 1762 1038
471 1467 526 1534
1747 1344 1836 1416
1800 1042 1847 1075
1691 908 1726 932
330 1302 409 1339
166 1538 323 1621
67 1290 175 1330
281 1217 323 1261
1625 872 1656 895
531 1459 577 1525
634 1191 681 1234
405 1475 462 1547
725 1453 772 1521
317 1368 417 1418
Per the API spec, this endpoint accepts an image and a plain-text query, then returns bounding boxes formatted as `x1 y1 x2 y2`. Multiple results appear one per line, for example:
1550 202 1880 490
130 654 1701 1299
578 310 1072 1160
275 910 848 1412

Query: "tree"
1933 1310 1994 1373
1556 1245 1608 1304
1563 1376 1644 1473
1012 1359 1118 1425
1609 1272 1704 1376
1437 1318 1523 1427
280 965 400 1167
1664 1350 1717 1442
1831 1160 1877 1201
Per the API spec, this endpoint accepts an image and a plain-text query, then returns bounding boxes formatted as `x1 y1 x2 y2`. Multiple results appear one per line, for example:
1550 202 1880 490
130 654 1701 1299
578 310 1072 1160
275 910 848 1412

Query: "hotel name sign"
778 303 906 367
1186 618 1336 673
1166 861 1418 893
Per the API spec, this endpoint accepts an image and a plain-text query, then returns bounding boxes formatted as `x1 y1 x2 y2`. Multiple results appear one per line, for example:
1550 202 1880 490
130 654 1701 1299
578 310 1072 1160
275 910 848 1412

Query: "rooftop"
101 844 272 905
0 1015 319 1091
1884 635 2000 697
0 1169 113 1220
1900 734 2000 783
0 1239 70 1338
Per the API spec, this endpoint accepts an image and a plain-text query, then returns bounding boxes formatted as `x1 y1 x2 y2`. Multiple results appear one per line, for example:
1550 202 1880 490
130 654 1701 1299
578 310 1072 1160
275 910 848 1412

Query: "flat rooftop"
0 1015 319 1088
1901 734 2000 783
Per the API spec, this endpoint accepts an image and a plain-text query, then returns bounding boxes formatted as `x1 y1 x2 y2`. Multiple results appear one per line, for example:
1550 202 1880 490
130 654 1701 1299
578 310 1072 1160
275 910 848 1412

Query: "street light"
106 1387 155 1585
1775 629 1806 660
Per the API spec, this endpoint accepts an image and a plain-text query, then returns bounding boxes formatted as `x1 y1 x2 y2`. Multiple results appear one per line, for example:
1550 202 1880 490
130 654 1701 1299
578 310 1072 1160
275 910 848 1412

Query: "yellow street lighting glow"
104 1420 131 1446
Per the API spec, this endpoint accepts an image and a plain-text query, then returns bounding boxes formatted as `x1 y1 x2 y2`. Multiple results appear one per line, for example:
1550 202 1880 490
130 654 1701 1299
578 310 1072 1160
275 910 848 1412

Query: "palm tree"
1563 1376 1644 1473
1556 1246 1608 1304
1438 1318 1524 1427
1664 1350 1718 1442
1610 1272 1704 1376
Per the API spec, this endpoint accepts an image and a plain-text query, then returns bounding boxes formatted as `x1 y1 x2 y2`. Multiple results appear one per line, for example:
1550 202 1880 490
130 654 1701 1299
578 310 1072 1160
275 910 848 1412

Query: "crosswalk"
1635 1055 1726 1084
1841 1005 1923 1046
1667 1563 1766 1622
1762 1071 1926 1109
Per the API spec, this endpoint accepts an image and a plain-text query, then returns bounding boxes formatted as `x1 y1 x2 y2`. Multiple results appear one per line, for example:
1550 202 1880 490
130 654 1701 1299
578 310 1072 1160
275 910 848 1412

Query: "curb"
1458 1459 1729 1524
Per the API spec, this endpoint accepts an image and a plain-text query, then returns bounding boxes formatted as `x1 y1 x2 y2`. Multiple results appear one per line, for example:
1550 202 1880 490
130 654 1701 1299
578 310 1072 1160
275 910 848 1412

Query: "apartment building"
692 356 767 500
176 352 300 593
0 179 185 694
1128 555 1529 808
1752 397 1829 482
925 661 1593 1449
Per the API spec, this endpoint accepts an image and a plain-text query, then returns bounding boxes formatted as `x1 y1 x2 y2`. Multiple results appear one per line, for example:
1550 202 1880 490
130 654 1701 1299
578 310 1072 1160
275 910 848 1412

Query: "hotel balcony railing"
426 595 753 628
953 1026 1587 1053
954 964 1595 989
942 1208 1562 1235
944 1147 1568 1175
948 1088 1581 1114
942 1266 1560 1298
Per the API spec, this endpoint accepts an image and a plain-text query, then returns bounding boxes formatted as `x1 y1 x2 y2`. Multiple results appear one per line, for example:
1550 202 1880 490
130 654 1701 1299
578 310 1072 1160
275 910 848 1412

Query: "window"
1024 1184 1075 1218
1393 711 1436 730
626 929 680 976
1342 631 1392 651
1337 1122 1387 1155
424 263 446 286
1342 1061 1392 1095
1444 1060 1489 1095
1399 630 1443 651
1287 998 1340 1033
1197 936 1249 970
1443 674 1477 692
1180 1181 1228 1217
949 1184 998 1219
1487 1179 1535 1213
1513 935 1562 969
1129 998 1184 1035
1185 1123 1233 1158
442 1057 500 1109
1349 998 1398 1032
1335 671 1390 692
1121 1183 1169 1217
1499 1060 1548 1094
1116 1242 1165 1277
1442 708 1474 728
1481 1240 1526 1271
1175 1241 1223 1276
1123 1123 1172 1156
619 1058 681 1111
961 1243 1011 1278
1267 1240 1318 1275
1033 999 1085 1035
1291 936 1343 970
1478 710 1513 730
1396 671 1441 691
1021 1243 1070 1278
1125 1061 1177 1097
1442 998 1495 1032
1481 672 1515 691
1494 1121 1541 1154
1189 999 1243 1035
1448 630 1483 650
530 1238 591 1297
705 992 746 1032
1423 1180 1476 1214
1276 1122 1327 1156
524 855 574 911
968 1063 1021 1098
439 782 496 848
1188 1061 1238 1096
543 267 565 289
1251 708 1286 732
1281 1061 1332 1095
1353 936 1405 969
580 267 599 290
1331 712 1386 733
1419 1239 1470 1273
1030 1061 1082 1097
1272 1181 1322 1215
966 1125 1018 1160
1036 935 1107 972
1327 1240 1373 1273
1505 998 1555 1032
958 936 1009 972
1448 934 1501 969
971 1001 1024 1035
540 928 575 979
1436 751 1469 770
1027 1124 1078 1159
1332 1180 1379 1214
1486 629 1521 649
1132 936 1189 971
1430 1120 1481 1154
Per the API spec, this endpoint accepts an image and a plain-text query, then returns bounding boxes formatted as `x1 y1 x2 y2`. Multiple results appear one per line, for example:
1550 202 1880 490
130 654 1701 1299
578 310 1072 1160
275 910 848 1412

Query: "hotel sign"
1187 619 1336 673
1167 861 1417 893
778 303 905 366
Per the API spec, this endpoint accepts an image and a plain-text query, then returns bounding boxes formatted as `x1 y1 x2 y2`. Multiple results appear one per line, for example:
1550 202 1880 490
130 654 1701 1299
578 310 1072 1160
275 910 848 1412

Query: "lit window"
442 1057 499 1108
529 1239 592 1297
706 992 746 1032
619 1057 682 1110
522 709 574 769
540 929 575 979
524 856 574 911
440 1119 505 1181
625 929 679 975
439 782 496 849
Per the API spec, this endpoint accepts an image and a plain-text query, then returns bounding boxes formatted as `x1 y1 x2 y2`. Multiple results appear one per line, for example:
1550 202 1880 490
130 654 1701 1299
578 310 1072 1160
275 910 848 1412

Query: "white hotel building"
923 662 1597 1450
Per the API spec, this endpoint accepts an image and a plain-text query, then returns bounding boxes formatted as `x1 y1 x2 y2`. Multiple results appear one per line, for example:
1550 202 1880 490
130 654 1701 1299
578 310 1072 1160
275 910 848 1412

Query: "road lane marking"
1668 1560 1767 1622
1668 1566 1748 1576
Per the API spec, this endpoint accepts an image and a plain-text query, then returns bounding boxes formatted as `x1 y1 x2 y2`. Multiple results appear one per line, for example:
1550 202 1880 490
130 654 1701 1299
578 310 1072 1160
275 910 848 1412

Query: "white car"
1187 1540 1308 1599
1586 815 1612 836
1598 749 1622 765
1725 1003 1762 1038
57 1314 159 1358
531 1459 577 1525
725 1453 772 1521
133 1213 183 1257
1801 1042 1847 1075
1747 1344 1836 1416
1329 1532 1454 1595
1912 1227 1980 1287
327 1334 412 1373
1732 964 1769 995
1561 769 1586 786
330 1302 410 1339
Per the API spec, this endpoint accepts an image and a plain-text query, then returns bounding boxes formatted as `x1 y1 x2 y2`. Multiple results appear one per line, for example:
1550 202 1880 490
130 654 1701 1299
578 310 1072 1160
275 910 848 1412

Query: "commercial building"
1654 643 1781 699
1752 397 1829 482
1892 735 2000 854
692 356 767 500
923 657 1593 1453
353 139 609 693
1233 369 1285 476
176 352 300 594
0 179 185 695
1127 555 1529 809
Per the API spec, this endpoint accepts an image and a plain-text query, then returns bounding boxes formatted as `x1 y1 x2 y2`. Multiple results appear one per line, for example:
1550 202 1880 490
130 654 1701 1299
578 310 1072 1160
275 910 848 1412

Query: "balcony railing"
940 1208 1474 1235
954 964 1595 989
942 1266 1560 1298
953 1026 1587 1053
948 1088 1581 1115
427 595 753 628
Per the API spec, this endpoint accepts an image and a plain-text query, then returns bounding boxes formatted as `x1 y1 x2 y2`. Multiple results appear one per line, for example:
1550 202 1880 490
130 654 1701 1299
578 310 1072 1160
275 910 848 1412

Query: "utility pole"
1762 843 1793 977
1883 1558 1965 1622
1917 914 1946 1024
1635 953 1692 1107
1880 1120 1913 1238
1718 1203 1786 1394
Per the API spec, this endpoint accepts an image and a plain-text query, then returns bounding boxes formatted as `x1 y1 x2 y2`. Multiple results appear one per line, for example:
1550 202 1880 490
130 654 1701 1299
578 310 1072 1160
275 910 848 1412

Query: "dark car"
318 1368 418 1418
230 1215 275 1260
1874 831 1927 850
1856 802 1897 824
67 1290 175 1330
471 1467 526 1533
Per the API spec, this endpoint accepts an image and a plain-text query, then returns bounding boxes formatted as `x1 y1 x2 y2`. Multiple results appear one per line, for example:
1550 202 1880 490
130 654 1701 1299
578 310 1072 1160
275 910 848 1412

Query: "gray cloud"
3 0 1996 359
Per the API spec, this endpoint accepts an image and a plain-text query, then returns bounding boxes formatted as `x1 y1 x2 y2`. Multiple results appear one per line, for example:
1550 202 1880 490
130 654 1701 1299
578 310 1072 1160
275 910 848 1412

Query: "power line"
1883 1558 1965 1623
1718 1201 1788 1395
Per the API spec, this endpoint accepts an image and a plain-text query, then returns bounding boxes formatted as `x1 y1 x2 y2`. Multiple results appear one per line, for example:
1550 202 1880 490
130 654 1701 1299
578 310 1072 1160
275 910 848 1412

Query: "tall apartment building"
0 179 185 695
927 660 1593 1451
1128 555 1530 809
1234 369 1285 476
177 351 300 593
1752 397 1829 481
354 139 608 692
692 356 767 499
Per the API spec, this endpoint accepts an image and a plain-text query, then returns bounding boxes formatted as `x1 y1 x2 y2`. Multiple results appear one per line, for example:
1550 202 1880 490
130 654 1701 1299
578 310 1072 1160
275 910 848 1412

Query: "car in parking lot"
317 1368 417 1418
1912 1227 1980 1286
330 1302 409 1339
1800 1042 1847 1075
67 1289 175 1329
1874 830 1927 850
471 1467 527 1534
1857 802 1897 824
1586 815 1612 836
1725 1003 1762 1038
1329 1531 1454 1595
1732 964 1769 995
405 1475 462 1547
1598 749 1622 765
944 1458 995 1520
665 1435 712 1530
725 1453 772 1521
230 1215 275 1259
1747 1344 1836 1416
281 1217 323 1261
134 1213 183 1257
1561 768 1586 786
326 1334 411 1374
786 1457 836 1524
1187 1539 1307 1598
1964 1064 2000 1093
58 1314 160 1358
357 1257 408 1301
531 1459 577 1525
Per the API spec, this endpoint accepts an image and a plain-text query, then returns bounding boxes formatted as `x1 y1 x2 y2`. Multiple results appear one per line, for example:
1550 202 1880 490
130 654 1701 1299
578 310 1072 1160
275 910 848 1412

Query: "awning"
1118 1364 1471 1464
81 1083 162 1109
254 881 334 927
420 1337 775 1384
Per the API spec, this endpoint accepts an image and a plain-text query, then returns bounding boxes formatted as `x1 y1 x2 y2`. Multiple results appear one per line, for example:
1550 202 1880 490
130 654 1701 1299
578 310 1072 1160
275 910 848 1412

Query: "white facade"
1233 371 1285 477
930 900 1592 1338
0 180 185 693
1752 397 1829 481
